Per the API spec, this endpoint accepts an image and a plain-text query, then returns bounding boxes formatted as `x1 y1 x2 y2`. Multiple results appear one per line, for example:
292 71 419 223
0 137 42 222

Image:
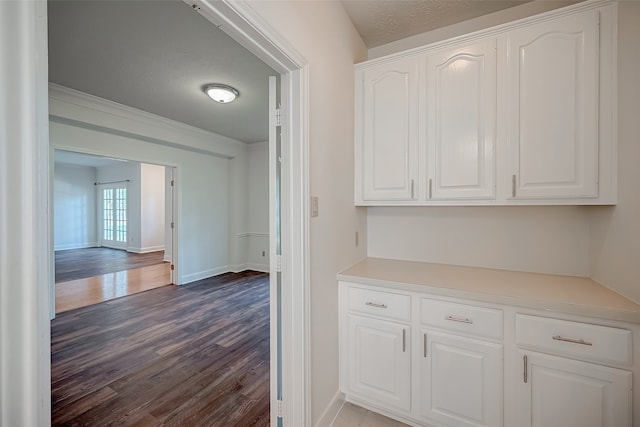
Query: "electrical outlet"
311 196 319 217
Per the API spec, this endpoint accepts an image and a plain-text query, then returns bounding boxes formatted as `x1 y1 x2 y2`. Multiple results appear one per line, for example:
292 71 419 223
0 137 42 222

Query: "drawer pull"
552 335 593 346
446 315 473 324
402 329 406 352
365 301 387 309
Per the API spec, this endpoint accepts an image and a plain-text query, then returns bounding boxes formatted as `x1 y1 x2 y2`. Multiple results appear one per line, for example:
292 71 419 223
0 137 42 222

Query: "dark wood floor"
56 247 166 283
51 271 270 426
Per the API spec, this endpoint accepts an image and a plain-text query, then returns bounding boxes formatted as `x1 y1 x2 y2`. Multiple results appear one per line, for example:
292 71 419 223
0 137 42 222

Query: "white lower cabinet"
418 330 503 427
513 313 633 427
514 350 632 427
345 313 411 413
340 281 636 427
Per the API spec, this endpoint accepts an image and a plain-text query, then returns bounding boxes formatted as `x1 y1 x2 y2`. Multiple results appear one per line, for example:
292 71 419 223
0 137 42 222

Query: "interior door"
269 75 283 427
99 183 128 250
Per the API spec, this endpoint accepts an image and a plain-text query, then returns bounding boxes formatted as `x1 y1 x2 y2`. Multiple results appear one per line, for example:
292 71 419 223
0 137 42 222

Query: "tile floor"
331 402 411 427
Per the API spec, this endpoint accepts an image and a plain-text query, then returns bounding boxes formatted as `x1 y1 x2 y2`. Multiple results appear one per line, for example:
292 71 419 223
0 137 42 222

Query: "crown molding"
49 83 248 159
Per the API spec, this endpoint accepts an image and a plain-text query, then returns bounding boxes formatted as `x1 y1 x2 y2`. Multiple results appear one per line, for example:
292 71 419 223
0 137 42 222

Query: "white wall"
368 206 590 276
228 150 249 272
53 163 97 250
590 1 640 303
246 2 369 424
140 163 165 252
246 141 269 271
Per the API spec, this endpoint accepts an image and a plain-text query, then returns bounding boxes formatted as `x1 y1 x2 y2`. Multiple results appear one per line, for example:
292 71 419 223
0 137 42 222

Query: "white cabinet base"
515 350 632 427
345 314 411 413
419 331 503 427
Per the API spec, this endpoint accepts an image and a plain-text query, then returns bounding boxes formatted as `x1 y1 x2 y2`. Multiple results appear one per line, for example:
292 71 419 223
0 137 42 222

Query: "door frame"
191 2 311 425
190 0 311 426
0 0 310 425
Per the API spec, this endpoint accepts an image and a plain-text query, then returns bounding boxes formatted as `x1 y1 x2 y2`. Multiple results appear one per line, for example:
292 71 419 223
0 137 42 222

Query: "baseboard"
127 245 165 254
54 242 98 251
229 263 269 273
247 262 269 273
180 266 230 284
315 391 345 427
229 263 249 273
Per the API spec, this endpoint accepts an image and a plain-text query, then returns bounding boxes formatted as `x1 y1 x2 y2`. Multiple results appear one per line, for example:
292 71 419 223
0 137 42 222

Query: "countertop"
338 257 640 324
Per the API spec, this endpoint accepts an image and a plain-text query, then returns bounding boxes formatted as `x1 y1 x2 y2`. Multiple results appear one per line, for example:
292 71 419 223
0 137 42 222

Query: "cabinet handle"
445 315 473 324
428 179 432 199
402 329 406 352
523 355 528 383
423 333 427 358
365 301 387 309
552 335 593 346
512 174 516 197
411 179 415 199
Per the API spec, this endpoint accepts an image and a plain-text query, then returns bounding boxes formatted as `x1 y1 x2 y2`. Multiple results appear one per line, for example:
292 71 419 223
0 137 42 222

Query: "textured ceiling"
341 0 534 48
48 0 277 144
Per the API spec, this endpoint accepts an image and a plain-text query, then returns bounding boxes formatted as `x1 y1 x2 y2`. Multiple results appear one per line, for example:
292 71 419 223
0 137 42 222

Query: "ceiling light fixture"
202 83 239 104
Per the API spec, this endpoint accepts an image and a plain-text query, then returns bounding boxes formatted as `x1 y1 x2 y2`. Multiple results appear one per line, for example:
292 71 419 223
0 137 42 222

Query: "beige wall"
368 206 591 276
248 2 368 423
590 1 640 303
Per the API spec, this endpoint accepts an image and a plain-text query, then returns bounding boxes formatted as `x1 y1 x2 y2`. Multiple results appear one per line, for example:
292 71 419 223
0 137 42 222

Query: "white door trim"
189 2 311 425
0 0 52 424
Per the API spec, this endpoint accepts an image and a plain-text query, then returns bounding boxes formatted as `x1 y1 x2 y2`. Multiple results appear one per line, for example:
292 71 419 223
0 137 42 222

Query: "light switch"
311 196 319 217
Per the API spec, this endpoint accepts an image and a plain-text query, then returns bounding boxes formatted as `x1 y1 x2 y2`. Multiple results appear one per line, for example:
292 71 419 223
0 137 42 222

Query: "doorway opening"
52 150 176 314
2 0 309 425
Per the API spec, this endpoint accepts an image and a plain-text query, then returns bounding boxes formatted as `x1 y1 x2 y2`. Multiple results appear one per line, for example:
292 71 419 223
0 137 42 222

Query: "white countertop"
338 258 640 324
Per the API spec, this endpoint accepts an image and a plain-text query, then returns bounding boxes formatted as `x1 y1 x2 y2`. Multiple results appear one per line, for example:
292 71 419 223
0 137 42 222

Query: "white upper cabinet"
425 39 497 200
356 56 419 202
506 10 599 200
354 1 616 206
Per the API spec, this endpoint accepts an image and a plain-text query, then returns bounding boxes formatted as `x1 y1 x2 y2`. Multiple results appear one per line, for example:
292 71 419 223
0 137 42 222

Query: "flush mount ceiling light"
202 83 239 104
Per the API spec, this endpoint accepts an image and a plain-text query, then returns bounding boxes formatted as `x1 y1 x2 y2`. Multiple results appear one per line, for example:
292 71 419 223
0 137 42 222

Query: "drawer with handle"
420 298 503 340
346 286 411 322
515 314 632 365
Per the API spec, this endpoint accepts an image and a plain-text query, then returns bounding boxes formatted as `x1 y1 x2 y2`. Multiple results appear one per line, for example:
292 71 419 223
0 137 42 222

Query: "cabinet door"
419 330 503 427
358 57 419 202
346 314 411 412
515 350 631 427
507 10 599 200
426 39 496 200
